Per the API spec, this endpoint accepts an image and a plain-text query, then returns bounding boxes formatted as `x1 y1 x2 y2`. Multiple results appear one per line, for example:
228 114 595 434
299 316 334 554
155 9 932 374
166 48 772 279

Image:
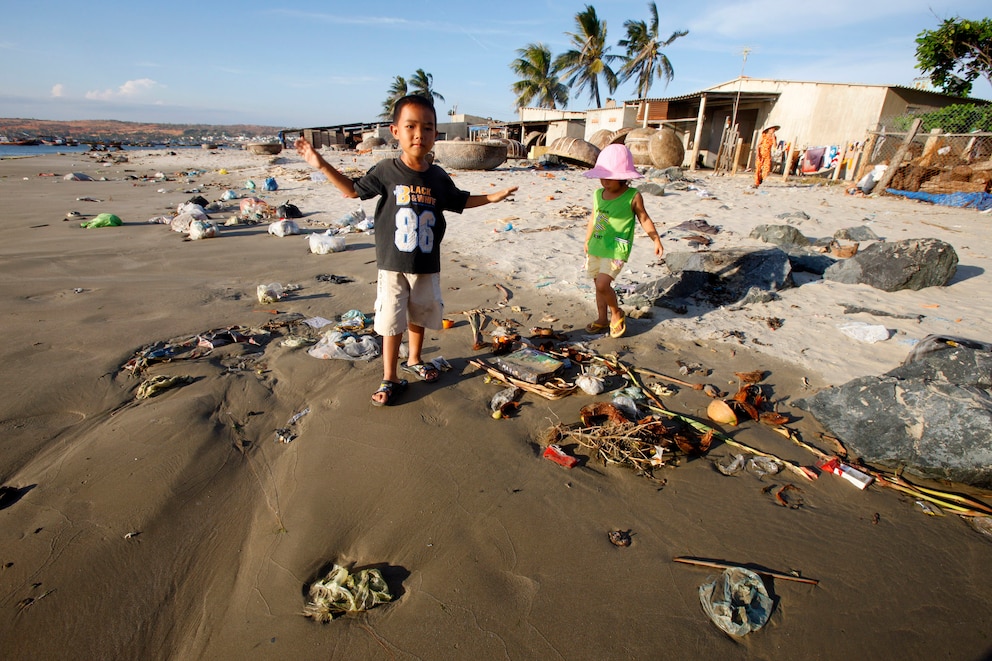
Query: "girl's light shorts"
374 270 444 336
585 255 626 280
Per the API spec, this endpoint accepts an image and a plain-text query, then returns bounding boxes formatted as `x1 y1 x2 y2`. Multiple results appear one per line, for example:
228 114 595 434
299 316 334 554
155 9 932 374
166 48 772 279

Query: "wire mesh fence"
860 111 992 194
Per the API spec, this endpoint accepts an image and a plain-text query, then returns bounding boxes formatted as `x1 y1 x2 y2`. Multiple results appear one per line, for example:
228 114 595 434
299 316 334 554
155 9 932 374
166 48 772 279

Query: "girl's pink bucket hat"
583 144 643 180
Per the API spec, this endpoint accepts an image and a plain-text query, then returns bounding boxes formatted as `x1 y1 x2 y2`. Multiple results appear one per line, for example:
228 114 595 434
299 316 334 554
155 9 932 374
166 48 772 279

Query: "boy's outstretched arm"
295 137 359 198
464 186 518 209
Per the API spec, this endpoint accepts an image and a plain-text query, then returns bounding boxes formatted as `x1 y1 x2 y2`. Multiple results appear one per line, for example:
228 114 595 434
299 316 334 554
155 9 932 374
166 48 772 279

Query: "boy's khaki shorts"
585 254 626 280
374 270 444 336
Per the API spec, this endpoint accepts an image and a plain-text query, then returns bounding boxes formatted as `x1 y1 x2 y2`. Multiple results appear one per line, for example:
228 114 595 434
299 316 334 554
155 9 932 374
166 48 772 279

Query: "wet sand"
0 148 989 660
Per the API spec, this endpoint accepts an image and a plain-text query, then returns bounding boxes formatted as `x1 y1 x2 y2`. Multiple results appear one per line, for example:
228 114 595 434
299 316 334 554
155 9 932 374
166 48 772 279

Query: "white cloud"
51 84 64 98
85 78 162 101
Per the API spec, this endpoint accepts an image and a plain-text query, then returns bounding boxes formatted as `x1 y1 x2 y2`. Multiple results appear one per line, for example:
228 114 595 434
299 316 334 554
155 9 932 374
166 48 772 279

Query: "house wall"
707 79 888 146
547 121 585 143
584 106 637 141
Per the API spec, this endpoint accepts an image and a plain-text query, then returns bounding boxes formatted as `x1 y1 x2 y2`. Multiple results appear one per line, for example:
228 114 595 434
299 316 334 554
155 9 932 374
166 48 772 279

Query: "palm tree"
618 2 688 98
380 75 408 120
409 69 445 105
554 5 619 108
509 43 570 109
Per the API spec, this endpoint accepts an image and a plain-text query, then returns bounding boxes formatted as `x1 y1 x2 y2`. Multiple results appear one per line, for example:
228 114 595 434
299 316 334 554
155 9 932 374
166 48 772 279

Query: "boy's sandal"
609 312 627 339
401 362 440 383
371 379 407 407
585 321 609 333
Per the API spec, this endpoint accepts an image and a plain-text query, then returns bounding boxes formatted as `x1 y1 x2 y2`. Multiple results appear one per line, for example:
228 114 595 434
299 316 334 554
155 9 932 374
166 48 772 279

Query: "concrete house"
590 77 988 169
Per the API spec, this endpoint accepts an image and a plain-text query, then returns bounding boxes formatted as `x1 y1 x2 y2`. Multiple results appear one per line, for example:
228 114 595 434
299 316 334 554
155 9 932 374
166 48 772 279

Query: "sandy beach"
0 146 990 660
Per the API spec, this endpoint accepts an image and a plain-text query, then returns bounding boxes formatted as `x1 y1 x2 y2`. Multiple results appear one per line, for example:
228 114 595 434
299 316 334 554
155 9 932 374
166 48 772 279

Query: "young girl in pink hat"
582 144 664 338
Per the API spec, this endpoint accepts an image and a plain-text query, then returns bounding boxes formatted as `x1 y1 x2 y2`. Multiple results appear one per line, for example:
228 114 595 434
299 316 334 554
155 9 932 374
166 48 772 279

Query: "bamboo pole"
781 137 797 182
856 132 879 181
745 129 759 171
871 118 922 196
689 94 707 172
673 557 820 586
831 142 850 181
731 137 744 175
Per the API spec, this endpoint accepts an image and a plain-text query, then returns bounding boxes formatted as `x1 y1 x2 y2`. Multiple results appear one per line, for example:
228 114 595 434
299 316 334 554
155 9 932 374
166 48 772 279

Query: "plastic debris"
302 564 393 622
135 375 192 399
699 567 773 637
257 283 284 304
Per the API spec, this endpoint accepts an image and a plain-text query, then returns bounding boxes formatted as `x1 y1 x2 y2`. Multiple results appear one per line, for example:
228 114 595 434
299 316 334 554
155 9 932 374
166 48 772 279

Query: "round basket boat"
431 141 507 170
358 137 387 151
247 142 282 155
624 128 656 166
371 148 404 163
648 127 686 169
546 137 600 168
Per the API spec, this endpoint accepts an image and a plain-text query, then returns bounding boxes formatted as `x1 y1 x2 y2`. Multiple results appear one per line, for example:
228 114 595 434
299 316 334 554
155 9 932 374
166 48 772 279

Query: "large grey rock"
750 224 811 247
637 247 793 308
823 238 958 291
784 248 837 275
834 225 880 242
794 336 992 487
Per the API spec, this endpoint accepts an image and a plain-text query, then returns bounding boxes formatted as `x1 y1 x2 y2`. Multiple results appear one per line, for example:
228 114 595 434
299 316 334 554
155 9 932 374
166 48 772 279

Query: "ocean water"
0 144 228 159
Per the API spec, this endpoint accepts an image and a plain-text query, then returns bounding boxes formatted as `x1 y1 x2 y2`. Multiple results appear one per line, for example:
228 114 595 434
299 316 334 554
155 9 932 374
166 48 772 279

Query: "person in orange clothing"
754 125 779 187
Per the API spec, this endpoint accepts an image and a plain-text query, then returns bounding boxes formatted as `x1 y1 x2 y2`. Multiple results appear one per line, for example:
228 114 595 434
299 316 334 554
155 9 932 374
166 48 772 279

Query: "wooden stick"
673 556 819 585
634 366 705 390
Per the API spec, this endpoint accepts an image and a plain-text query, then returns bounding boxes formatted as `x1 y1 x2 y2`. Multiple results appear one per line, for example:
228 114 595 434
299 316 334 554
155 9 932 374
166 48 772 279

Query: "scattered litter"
307 332 379 361
698 567 773 637
257 283 285 304
188 220 218 240
490 386 522 419
135 375 192 399
303 316 334 329
608 530 632 547
302 564 393 622
717 454 746 475
543 444 578 468
80 213 122 228
268 219 301 237
309 231 346 254
838 322 891 343
916 500 944 516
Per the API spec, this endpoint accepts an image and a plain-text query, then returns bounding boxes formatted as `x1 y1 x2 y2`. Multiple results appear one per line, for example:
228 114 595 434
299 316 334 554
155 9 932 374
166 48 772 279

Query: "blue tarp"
886 189 992 212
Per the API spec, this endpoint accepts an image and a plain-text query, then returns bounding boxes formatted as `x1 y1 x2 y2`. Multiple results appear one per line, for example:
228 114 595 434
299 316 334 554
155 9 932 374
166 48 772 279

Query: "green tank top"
587 187 637 261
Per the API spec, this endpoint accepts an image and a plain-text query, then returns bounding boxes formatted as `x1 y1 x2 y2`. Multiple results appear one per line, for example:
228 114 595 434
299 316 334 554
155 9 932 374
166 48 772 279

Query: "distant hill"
0 118 283 145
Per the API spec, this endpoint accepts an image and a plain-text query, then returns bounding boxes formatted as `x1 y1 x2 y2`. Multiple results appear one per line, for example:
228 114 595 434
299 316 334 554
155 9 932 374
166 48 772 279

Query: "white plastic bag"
309 231 346 254
268 219 301 237
838 322 891 343
188 220 218 240
307 332 379 360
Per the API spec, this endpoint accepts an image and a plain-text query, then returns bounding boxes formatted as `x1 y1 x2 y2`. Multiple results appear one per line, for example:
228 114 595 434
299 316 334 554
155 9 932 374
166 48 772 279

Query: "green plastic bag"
80 213 122 228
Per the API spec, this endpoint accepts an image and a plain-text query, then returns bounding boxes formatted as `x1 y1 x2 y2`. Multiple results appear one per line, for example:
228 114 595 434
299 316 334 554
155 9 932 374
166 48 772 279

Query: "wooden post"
746 129 759 171
689 94 707 172
731 137 744 175
871 118 922 196
831 142 850 181
781 137 797 182
846 147 863 181
856 133 879 181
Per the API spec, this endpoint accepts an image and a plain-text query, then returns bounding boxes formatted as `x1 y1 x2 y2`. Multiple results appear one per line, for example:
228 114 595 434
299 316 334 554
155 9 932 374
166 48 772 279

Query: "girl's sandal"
585 321 609 333
609 312 627 339
371 379 407 407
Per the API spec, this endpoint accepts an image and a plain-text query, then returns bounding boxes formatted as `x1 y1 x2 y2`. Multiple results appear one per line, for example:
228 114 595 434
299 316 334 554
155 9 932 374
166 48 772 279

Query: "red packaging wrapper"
543 444 578 468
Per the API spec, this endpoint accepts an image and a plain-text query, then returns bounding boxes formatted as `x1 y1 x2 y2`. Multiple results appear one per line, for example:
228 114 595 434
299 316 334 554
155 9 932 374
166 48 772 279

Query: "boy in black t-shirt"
296 95 517 406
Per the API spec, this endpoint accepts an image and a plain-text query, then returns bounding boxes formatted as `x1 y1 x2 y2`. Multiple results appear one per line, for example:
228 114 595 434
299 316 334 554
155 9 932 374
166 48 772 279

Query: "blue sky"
1 1 989 128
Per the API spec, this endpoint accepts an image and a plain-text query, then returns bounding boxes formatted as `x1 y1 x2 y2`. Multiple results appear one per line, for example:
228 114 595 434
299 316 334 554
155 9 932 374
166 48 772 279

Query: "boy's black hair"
392 94 437 124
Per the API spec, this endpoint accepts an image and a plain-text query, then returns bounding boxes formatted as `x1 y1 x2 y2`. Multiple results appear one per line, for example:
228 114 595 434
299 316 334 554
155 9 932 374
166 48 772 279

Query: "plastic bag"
268 219 301 237
221 189 238 201
257 283 283 303
307 332 379 360
576 371 605 395
309 231 346 254
80 213 122 228
263 177 278 191
188 220 218 240
277 202 302 219
337 207 366 227
699 567 773 636
838 322 891 344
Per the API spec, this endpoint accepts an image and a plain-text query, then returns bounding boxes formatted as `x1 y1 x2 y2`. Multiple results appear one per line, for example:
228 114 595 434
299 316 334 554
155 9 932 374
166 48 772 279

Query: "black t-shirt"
354 158 470 274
